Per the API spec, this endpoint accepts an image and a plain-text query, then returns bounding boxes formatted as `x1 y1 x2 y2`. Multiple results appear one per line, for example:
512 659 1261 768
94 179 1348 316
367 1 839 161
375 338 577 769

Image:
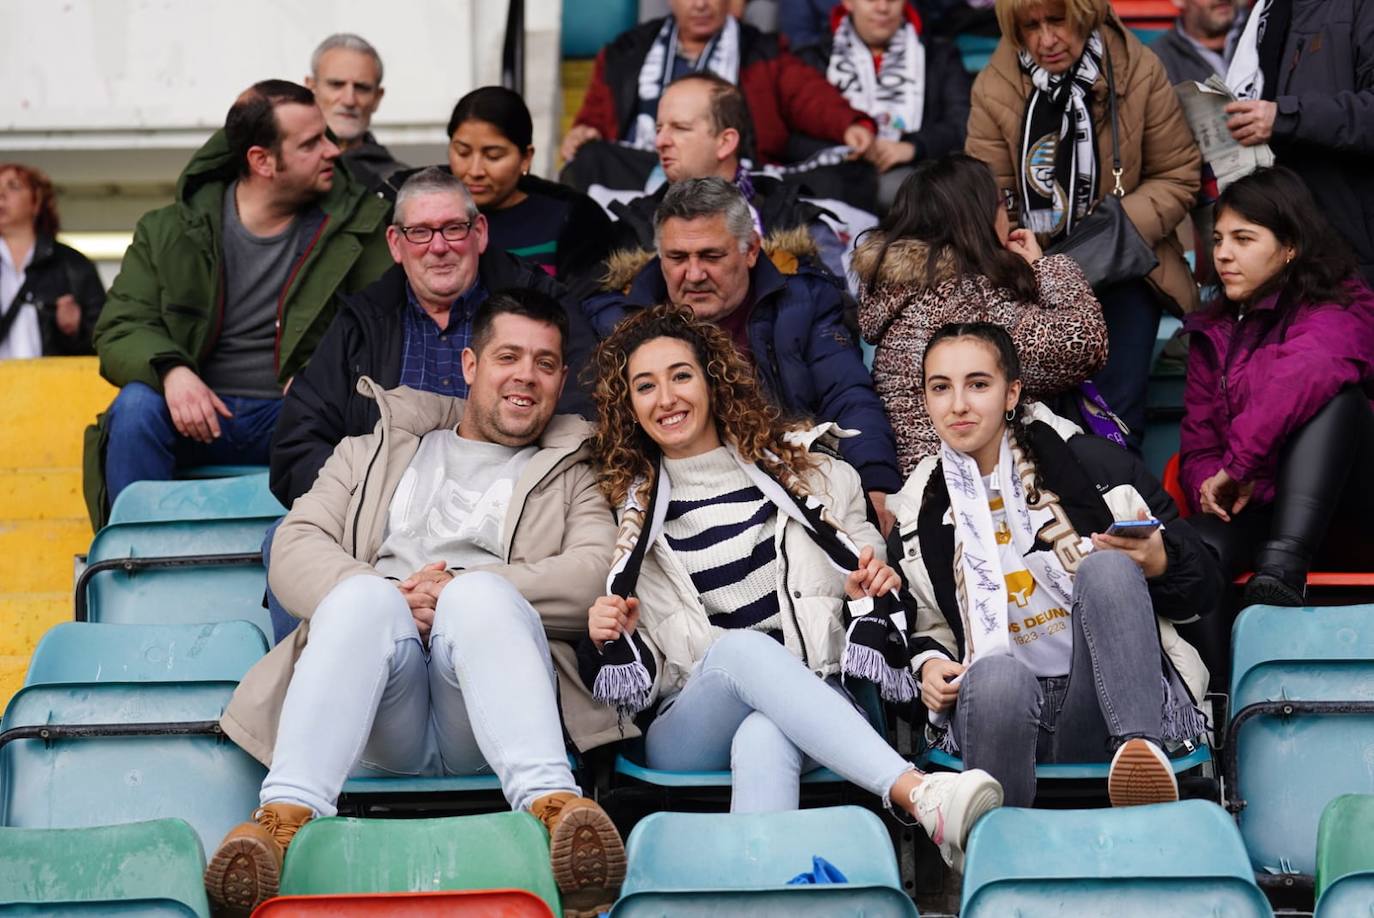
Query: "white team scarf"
941 431 1086 664
1226 0 1270 101
827 15 926 141
628 16 742 150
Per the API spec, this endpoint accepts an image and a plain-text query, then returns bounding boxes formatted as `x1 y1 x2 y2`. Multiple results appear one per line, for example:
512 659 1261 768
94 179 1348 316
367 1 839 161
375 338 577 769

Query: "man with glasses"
266 167 598 632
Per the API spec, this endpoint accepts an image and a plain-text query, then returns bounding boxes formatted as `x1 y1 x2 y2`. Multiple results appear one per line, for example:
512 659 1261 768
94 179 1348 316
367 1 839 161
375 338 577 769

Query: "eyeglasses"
396 222 473 244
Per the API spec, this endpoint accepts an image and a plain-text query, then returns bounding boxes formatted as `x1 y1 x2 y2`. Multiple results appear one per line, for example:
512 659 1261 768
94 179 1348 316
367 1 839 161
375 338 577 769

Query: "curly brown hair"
589 304 816 506
0 164 60 237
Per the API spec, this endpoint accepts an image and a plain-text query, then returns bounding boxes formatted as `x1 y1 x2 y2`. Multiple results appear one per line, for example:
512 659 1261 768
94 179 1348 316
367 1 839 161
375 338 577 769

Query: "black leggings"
1180 386 1374 686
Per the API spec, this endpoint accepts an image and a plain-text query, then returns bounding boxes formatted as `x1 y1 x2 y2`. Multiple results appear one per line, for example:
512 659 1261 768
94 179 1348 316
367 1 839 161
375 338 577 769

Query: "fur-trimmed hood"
850 232 959 293
601 225 820 293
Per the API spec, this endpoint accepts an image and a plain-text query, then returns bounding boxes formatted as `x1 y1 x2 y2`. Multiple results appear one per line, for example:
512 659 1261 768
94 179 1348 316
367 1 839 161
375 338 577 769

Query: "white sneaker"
1107 738 1179 807
909 769 1003 873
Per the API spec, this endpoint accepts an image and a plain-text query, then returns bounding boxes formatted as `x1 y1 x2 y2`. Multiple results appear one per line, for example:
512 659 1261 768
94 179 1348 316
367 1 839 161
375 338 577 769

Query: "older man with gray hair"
305 32 408 191
585 176 901 525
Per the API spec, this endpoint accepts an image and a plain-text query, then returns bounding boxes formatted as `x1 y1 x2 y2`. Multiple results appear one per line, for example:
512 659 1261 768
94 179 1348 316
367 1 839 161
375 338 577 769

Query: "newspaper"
1176 74 1275 192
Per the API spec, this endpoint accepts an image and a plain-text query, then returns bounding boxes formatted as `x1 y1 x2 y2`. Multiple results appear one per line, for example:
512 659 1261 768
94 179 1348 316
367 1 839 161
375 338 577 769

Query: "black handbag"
1045 44 1158 291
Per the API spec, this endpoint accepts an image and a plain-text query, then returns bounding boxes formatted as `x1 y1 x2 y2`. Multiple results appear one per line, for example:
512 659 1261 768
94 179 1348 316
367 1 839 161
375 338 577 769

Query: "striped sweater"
661 448 782 636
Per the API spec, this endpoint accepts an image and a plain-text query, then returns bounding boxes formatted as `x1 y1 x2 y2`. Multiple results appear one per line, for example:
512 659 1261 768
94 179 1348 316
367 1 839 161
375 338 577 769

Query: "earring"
1005 409 1016 422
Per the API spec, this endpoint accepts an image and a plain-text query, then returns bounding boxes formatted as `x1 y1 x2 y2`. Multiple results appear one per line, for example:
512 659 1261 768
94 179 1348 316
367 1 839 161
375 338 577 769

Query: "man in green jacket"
85 79 392 525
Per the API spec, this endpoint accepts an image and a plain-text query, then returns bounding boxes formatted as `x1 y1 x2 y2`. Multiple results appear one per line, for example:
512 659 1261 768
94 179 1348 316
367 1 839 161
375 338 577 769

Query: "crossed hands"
397 561 456 641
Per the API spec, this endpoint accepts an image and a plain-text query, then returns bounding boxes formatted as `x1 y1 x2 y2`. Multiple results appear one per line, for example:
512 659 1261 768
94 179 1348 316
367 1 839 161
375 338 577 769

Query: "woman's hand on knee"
919 658 964 714
1199 468 1254 522
589 595 639 649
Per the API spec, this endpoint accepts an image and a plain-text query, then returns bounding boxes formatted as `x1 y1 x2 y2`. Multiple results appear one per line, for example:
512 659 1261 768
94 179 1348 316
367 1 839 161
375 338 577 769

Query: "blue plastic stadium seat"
175 464 267 480
108 472 285 525
1227 604 1374 879
0 682 265 855
610 806 918 916
961 801 1272 917
561 0 637 57
0 818 210 917
25 621 267 687
921 740 1211 781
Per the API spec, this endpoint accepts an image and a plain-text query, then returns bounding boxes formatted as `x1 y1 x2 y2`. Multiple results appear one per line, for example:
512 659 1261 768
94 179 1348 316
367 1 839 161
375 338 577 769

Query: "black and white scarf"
1017 31 1104 239
1226 0 1292 102
827 15 925 141
591 440 916 716
627 16 742 150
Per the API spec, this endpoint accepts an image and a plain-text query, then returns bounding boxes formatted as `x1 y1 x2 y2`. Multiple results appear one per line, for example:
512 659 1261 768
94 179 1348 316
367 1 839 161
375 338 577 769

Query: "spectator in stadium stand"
896 321 1219 809
305 33 409 195
1179 168 1374 675
1223 0 1374 286
794 0 974 210
445 86 613 288
205 292 626 917
0 163 105 359
586 177 903 529
1151 0 1244 86
965 0 1201 454
852 153 1107 477
86 80 392 527
579 304 1003 870
604 73 846 277
559 0 877 187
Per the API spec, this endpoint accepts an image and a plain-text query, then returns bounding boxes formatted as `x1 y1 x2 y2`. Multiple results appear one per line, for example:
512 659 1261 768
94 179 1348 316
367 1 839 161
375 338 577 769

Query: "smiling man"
86 79 392 526
207 293 626 917
305 33 408 193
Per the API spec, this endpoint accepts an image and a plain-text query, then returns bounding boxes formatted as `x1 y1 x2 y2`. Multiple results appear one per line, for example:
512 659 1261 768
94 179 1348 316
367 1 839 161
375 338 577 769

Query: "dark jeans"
951 551 1165 807
104 381 281 504
1092 279 1162 453
1181 386 1374 686
261 516 297 644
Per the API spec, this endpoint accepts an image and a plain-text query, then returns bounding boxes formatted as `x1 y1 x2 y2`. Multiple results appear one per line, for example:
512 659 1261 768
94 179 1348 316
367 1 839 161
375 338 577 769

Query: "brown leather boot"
529 792 626 918
203 802 313 916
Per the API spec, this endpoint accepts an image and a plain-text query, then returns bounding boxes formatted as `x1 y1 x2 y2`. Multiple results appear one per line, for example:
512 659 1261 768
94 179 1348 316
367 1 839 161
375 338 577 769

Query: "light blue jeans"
645 629 912 812
261 572 578 816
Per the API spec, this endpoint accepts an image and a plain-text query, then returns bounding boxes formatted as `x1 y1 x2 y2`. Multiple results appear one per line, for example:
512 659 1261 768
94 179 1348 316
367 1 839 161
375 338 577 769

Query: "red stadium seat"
1112 0 1177 28
253 889 555 917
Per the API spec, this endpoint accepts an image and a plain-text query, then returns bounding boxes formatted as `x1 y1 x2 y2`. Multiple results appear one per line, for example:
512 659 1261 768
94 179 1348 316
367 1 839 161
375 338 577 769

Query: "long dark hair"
446 86 533 149
1212 166 1359 314
922 321 1044 500
863 154 1039 301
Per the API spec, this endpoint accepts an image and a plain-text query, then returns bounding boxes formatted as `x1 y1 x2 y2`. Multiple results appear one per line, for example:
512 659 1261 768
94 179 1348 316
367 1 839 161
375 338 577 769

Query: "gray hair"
393 167 479 226
310 33 384 84
654 177 756 254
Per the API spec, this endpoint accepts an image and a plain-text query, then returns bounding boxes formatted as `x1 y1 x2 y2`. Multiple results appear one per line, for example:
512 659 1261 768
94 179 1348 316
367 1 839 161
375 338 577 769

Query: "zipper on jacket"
777 535 812 668
275 215 331 375
351 423 384 559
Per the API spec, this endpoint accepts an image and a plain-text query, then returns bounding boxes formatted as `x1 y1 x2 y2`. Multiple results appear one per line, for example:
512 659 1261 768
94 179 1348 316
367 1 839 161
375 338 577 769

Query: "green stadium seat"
278 812 561 915
24 621 267 687
108 472 285 525
1226 605 1374 882
609 806 917 916
961 801 1272 917
0 682 265 855
1315 795 1374 917
254 889 554 916
0 818 210 917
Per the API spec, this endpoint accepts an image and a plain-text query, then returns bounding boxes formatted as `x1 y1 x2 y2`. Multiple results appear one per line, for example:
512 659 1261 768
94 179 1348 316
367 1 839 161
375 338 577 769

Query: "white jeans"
261 572 578 816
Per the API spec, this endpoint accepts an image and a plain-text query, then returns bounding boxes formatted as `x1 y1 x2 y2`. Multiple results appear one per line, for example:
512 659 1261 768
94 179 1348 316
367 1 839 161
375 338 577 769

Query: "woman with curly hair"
578 303 1002 870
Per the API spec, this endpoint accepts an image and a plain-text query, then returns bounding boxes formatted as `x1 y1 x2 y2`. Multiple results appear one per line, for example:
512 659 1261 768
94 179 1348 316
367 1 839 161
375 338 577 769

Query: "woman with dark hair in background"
1180 167 1374 671
0 163 105 358
447 87 612 286
853 153 1107 476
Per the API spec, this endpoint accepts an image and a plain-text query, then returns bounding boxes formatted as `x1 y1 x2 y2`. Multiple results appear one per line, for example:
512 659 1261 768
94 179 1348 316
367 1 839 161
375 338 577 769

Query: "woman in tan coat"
965 0 1201 451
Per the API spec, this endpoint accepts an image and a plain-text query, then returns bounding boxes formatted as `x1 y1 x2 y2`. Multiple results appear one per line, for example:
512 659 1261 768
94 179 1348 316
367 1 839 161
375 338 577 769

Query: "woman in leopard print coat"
853 155 1108 476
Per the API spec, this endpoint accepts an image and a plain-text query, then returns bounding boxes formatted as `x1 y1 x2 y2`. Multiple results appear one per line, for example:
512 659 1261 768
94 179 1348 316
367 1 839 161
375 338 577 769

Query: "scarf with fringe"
827 15 925 141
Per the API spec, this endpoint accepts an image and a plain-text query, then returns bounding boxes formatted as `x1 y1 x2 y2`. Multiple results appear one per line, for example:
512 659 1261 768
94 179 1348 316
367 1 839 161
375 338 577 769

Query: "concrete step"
0 593 70 657
0 519 89 594
0 356 115 470
0 469 85 521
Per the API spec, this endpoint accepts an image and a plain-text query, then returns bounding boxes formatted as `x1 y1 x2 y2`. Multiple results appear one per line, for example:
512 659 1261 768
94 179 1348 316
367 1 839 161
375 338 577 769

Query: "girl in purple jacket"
1180 167 1374 671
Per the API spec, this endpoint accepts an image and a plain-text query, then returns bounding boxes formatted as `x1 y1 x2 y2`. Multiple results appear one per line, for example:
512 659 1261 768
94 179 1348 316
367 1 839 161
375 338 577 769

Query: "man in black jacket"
269 168 596 507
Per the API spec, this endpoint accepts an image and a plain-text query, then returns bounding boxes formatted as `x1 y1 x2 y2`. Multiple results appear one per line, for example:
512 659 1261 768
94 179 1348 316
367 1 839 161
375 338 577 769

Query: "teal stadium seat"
175 464 268 480
610 806 918 917
24 621 267 686
955 35 999 72
920 740 1212 787
1314 795 1374 917
337 753 578 817
80 518 276 643
961 801 1273 917
278 812 561 915
1226 604 1374 883
0 818 210 917
561 0 637 57
108 472 284 525
0 681 265 855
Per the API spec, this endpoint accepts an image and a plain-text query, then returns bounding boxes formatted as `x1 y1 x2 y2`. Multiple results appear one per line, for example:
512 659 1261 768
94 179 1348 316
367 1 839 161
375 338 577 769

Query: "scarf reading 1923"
627 16 742 150
1017 31 1104 239
827 15 925 141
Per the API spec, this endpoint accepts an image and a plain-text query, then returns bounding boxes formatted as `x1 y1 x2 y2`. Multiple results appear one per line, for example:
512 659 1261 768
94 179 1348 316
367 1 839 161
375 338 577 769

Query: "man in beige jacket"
204 289 624 918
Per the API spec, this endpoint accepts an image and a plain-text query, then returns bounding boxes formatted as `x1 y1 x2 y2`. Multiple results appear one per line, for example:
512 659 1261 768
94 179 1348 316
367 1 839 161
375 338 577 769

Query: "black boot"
1241 542 1307 608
